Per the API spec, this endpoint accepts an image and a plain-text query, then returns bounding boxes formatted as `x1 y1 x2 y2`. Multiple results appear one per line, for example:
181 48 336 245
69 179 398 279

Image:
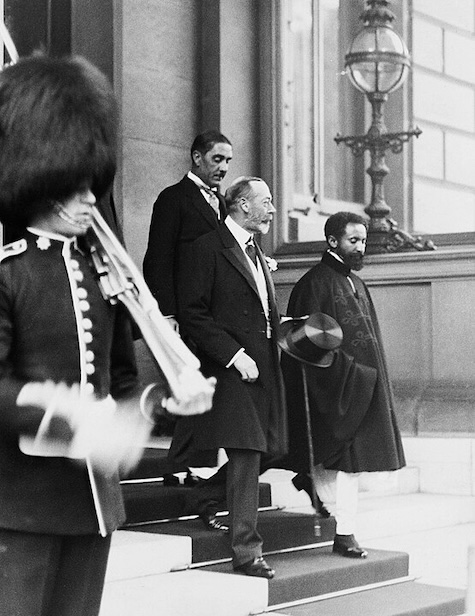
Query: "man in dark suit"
175 176 287 579
143 130 233 484
143 130 233 326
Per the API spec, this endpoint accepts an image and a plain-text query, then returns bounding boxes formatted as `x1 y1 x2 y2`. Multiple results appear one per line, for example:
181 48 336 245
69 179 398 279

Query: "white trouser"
313 465 361 536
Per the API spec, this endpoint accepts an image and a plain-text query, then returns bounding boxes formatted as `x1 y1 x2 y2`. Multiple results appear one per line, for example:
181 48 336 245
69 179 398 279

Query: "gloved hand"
140 367 216 423
17 380 150 475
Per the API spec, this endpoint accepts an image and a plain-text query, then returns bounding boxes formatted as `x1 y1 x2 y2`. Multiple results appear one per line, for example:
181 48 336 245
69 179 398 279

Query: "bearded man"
172 176 287 579
281 211 405 559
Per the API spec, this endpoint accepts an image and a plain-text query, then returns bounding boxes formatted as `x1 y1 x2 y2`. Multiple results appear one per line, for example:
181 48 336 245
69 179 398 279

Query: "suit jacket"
143 175 226 316
172 224 287 458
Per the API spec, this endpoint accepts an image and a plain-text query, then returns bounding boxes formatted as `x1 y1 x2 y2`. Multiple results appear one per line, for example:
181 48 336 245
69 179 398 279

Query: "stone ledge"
395 380 475 437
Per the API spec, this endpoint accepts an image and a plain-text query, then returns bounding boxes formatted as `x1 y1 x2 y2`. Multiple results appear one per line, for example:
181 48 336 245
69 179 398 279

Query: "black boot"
291 473 331 518
333 534 368 558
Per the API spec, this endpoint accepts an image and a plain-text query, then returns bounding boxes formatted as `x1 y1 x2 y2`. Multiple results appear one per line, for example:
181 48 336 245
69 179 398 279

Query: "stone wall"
273 246 475 436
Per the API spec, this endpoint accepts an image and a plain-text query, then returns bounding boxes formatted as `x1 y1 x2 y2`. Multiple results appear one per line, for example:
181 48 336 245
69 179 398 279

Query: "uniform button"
79 300 90 312
84 332 93 343
70 259 80 270
77 287 88 299
73 271 84 282
84 382 95 395
86 363 95 375
82 318 93 330
85 350 95 362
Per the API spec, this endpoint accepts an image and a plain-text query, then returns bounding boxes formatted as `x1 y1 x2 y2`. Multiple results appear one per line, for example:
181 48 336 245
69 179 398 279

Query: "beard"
247 214 272 235
343 253 364 271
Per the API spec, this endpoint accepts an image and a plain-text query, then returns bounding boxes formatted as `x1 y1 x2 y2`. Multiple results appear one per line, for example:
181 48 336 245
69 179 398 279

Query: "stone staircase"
98 444 469 616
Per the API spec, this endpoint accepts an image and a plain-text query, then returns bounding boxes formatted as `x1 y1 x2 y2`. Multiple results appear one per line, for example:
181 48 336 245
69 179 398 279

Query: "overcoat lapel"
218 225 278 321
219 226 260 297
255 243 276 302
255 242 280 330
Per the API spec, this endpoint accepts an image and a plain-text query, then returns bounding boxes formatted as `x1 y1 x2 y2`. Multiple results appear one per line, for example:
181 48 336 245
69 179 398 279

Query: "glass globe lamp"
345 0 410 96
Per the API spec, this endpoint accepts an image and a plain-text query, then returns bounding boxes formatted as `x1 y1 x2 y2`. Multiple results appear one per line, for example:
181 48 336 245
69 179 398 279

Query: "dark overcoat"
281 250 405 473
171 224 287 459
143 175 226 316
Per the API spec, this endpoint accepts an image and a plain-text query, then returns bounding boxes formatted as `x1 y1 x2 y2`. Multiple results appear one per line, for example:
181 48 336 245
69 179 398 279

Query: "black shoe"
198 505 229 533
234 556 275 579
184 470 201 487
163 473 180 487
291 473 331 518
333 534 368 558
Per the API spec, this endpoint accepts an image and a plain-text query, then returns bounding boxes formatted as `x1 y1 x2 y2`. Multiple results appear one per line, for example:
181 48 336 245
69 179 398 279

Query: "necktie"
245 238 257 267
202 186 221 219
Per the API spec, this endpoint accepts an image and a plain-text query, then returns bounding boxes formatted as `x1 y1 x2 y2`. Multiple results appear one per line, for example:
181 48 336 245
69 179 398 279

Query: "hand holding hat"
278 312 343 368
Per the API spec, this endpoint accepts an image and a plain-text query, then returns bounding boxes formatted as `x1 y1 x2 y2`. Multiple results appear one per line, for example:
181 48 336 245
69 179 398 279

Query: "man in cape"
281 211 405 558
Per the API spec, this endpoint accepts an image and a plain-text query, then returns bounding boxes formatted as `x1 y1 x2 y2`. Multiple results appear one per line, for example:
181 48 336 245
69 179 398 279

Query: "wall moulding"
272 245 475 290
360 246 475 285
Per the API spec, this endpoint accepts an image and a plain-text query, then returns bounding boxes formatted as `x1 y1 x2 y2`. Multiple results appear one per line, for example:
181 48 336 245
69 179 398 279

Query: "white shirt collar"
327 249 345 264
225 216 253 249
187 170 216 193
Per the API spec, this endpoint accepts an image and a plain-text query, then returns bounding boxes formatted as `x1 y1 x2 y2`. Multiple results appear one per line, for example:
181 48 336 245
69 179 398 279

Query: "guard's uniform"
0 228 139 615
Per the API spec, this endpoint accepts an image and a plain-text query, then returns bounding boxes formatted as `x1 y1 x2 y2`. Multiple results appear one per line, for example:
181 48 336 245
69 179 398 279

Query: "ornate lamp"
335 0 433 253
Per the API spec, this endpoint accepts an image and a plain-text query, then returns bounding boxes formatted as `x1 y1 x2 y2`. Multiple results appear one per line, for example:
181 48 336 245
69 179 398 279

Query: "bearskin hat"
0 54 117 227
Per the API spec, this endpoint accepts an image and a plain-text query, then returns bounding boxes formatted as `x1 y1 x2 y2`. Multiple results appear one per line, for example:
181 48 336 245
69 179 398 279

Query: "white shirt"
225 216 271 334
187 171 221 218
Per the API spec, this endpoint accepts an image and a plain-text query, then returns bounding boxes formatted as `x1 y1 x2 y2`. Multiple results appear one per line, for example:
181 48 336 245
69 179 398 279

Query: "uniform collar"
27 227 81 251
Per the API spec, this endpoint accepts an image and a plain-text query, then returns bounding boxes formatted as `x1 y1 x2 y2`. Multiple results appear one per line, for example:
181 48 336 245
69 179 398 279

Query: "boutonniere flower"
265 256 278 272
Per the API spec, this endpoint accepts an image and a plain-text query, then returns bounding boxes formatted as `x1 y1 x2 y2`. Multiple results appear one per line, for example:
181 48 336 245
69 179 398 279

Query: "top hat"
278 312 343 368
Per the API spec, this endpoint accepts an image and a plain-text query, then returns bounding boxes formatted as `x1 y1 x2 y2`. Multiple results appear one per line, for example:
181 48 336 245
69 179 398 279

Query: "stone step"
105 531 191 582
126 509 336 564
202 545 409 606
359 467 420 497
357 493 475 541
115 441 474 616
121 480 272 525
100 569 268 616
265 580 465 616
100 493 472 616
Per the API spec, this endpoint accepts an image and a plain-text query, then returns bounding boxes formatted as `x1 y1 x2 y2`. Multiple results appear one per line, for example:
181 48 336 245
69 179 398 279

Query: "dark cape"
281 250 405 473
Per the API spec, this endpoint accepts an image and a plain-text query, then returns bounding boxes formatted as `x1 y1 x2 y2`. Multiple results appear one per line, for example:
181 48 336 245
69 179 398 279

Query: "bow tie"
201 184 217 196
200 185 220 218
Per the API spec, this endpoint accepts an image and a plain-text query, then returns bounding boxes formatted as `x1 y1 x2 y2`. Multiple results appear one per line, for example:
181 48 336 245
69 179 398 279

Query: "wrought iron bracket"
335 126 422 157
386 218 436 252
